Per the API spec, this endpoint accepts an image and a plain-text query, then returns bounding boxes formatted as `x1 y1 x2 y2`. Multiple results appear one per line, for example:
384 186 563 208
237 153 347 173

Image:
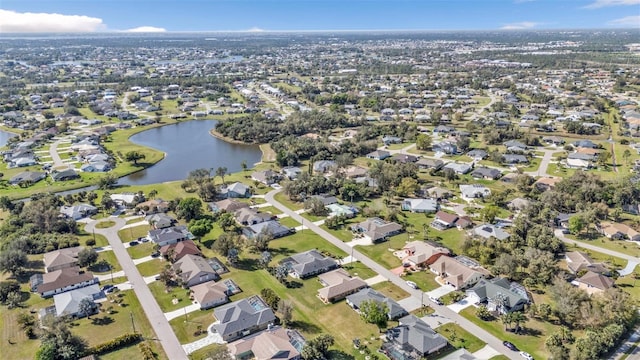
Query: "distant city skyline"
0 0 639 33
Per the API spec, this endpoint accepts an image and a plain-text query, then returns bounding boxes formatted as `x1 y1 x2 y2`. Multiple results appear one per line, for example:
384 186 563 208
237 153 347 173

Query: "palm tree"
216 167 228 185
511 312 527 334
501 312 514 331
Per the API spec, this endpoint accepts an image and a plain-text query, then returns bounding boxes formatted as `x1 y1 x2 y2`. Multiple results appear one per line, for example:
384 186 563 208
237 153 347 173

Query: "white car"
519 351 533 360
406 281 418 289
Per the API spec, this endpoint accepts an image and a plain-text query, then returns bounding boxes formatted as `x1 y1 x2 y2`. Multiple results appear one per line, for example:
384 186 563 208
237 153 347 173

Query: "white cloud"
123 26 167 33
500 21 539 30
246 27 265 32
584 0 640 9
0 9 106 33
608 15 640 26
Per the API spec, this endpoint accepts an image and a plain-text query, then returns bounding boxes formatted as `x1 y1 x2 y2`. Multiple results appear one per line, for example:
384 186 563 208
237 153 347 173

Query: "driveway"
426 285 456 299
473 345 502 360
165 303 201 321
182 321 224 355
420 313 452 329
448 296 476 313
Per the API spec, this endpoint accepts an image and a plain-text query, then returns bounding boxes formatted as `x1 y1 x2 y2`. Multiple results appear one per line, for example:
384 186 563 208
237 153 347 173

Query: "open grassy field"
118 225 150 243
371 281 410 301
436 322 485 353
148 281 192 313
127 242 155 259
137 259 167 277
169 309 213 344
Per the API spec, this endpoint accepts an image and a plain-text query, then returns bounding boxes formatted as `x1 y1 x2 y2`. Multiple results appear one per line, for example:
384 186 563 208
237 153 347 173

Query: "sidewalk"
165 303 201 321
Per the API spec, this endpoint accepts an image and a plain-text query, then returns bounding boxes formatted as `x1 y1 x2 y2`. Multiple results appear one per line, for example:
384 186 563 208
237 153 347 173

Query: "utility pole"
130 312 136 333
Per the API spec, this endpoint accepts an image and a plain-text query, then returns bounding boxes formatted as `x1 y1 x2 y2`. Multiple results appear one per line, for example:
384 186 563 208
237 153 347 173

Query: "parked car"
129 241 139 246
503 341 518 351
101 285 113 292
406 281 418 289
429 296 443 305
151 252 160 258
519 352 533 360
138 236 149 243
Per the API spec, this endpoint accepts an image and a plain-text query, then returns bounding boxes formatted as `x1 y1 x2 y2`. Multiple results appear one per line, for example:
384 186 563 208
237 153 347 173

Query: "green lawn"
188 344 228 360
436 322 485 353
342 261 378 280
95 220 116 229
148 281 193 313
74 290 167 360
137 259 167 277
568 234 640 258
118 225 150 243
355 234 407 270
77 231 109 248
402 270 440 292
273 192 304 211
460 307 556 359
278 217 300 228
127 242 155 259
91 250 122 273
371 281 410 301
269 231 347 263
256 205 282 215
169 309 213 344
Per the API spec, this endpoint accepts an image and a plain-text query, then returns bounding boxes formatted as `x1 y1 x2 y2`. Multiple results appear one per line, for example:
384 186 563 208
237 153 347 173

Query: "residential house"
384 315 448 357
160 239 202 261
312 160 336 173
80 162 111 172
433 125 454 133
504 140 528 152
429 256 488 290
146 213 176 229
598 221 640 242
459 184 491 200
282 166 303 180
251 170 280 185
573 139 597 149
443 162 471 174
502 154 529 164
211 199 249 213
31 266 98 298
9 171 46 185
110 193 137 206
467 149 488 160
173 254 221 288
555 213 576 229
59 204 97 220
401 198 439 213
351 217 404 243
326 203 358 218
432 141 458 155
565 251 609 275
317 269 367 303
431 211 459 230
426 186 452 200
243 220 293 240
346 288 408 320
148 225 193 247
471 167 501 180
311 194 338 206
220 182 251 198
191 279 241 310
43 247 83 273
283 249 338 279
343 165 368 179
416 158 444 170
402 241 450 267
136 199 170 214
391 154 418 164
52 284 101 318
575 271 615 295
473 224 511 241
465 278 529 314
507 197 530 212
212 295 277 342
366 150 391 161
227 327 303 360
382 135 403 145
535 177 562 191
51 169 79 182
235 208 274 226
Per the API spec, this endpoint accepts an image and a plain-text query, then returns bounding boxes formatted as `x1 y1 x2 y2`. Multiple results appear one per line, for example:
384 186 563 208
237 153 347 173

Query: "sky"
0 0 638 33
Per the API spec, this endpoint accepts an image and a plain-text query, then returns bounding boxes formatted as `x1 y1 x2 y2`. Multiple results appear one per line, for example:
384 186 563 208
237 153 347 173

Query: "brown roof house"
227 327 304 360
598 221 640 242
43 246 83 273
564 251 609 275
317 269 367 304
31 266 98 298
402 241 450 268
160 239 202 261
173 254 221 288
575 271 614 295
210 199 250 213
429 256 488 290
191 279 241 310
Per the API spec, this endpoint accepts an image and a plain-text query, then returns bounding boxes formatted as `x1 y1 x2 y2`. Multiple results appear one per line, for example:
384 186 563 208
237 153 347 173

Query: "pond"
0 128 17 147
119 120 261 186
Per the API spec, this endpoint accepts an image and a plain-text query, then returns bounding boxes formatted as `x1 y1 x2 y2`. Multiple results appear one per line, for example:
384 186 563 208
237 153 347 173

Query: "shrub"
87 333 142 355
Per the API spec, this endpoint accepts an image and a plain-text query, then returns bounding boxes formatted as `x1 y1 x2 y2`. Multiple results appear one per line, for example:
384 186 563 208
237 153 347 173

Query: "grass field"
137 259 167 277
169 309 213 344
371 281 410 301
118 225 150 243
127 242 155 259
436 322 485 353
148 281 192 313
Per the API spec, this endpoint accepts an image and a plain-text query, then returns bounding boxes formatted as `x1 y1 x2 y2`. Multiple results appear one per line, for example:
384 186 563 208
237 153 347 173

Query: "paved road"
49 139 66 168
554 229 639 276
525 148 558 177
85 218 188 360
265 189 520 360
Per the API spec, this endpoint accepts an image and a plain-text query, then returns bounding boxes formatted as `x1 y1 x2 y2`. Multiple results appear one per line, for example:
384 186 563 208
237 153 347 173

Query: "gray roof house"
402 198 439 213
473 224 511 241
366 150 391 161
9 171 46 185
502 154 529 164
351 217 403 243
284 249 338 279
467 149 488 160
234 208 274 225
242 220 293 240
59 204 97 220
220 182 251 198
465 278 529 314
346 288 408 320
146 213 176 229
51 169 79 182
443 162 471 174
385 315 448 357
251 170 280 185
416 158 444 170
173 254 221 288
432 141 458 155
471 167 501 180
148 225 193 247
53 284 101 318
313 160 336 173
212 295 277 342
459 184 491 200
